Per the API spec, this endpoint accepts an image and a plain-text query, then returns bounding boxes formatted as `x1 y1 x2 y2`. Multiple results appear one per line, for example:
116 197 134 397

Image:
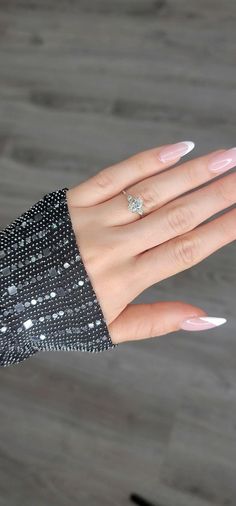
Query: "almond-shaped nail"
180 316 227 331
158 141 195 163
208 147 236 173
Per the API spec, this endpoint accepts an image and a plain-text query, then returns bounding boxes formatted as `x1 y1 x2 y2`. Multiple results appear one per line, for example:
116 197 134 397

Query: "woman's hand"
66 141 236 344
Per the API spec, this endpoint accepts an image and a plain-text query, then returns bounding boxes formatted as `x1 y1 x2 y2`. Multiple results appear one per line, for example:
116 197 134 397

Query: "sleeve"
0 187 118 367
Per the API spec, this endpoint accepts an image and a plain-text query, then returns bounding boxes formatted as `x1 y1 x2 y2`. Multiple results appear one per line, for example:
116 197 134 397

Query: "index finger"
67 141 195 207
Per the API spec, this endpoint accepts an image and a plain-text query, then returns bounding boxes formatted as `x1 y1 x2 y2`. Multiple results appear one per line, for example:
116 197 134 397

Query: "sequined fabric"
0 188 118 367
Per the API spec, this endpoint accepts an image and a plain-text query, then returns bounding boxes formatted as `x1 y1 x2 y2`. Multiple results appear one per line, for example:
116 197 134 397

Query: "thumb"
108 301 224 344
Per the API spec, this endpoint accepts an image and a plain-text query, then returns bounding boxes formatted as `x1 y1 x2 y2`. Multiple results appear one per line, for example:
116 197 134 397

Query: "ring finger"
99 147 236 226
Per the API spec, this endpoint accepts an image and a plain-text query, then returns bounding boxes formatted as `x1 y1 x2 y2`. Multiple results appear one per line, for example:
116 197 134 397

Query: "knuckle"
132 152 147 174
94 168 114 191
172 235 199 267
133 149 158 174
149 149 163 167
166 204 193 235
141 184 161 209
145 303 159 337
185 160 198 186
214 178 235 205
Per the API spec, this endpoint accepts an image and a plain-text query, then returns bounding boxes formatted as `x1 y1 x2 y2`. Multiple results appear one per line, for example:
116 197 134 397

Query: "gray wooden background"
0 1 236 505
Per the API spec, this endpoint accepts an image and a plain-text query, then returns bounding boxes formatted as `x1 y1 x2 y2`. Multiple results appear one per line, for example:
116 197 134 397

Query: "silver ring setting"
122 190 145 217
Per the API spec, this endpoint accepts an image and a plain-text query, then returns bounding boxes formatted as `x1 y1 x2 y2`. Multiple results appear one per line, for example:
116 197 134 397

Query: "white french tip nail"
198 317 227 326
158 140 195 163
182 141 195 154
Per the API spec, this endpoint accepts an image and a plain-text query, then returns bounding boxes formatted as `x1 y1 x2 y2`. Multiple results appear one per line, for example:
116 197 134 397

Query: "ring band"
122 190 145 217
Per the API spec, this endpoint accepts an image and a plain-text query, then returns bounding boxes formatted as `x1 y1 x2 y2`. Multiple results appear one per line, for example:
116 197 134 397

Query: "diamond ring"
122 190 145 217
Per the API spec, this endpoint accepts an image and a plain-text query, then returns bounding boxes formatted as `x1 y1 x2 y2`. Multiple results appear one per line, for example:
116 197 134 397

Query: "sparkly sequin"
23 319 33 330
49 268 57 277
15 303 25 313
0 188 117 366
2 267 10 276
8 285 17 295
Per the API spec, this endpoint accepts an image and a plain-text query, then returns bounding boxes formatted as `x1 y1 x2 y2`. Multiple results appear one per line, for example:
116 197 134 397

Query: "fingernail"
180 316 227 331
208 147 236 173
158 141 195 163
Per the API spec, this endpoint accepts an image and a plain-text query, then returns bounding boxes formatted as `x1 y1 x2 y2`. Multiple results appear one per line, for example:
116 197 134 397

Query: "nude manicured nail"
208 147 236 173
158 141 195 162
180 316 227 331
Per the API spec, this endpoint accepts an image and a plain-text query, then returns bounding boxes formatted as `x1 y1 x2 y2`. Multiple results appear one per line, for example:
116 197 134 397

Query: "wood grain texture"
0 1 235 505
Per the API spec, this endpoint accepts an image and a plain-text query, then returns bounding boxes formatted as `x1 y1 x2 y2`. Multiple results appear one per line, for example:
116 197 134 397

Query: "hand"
66 141 236 343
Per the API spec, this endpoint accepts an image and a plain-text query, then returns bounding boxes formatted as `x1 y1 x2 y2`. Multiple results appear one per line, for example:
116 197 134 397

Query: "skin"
65 144 236 344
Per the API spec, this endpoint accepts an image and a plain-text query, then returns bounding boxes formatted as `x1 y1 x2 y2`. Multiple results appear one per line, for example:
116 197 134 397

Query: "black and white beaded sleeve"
0 187 118 367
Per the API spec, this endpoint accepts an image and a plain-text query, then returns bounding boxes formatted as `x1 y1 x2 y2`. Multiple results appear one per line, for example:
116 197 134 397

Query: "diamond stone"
127 194 144 215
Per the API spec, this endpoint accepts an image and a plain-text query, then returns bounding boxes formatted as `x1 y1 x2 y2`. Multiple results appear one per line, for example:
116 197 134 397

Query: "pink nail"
180 316 227 331
208 147 236 173
158 141 195 162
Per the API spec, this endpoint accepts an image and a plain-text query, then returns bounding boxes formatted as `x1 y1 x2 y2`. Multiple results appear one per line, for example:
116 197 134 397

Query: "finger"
109 301 208 343
100 147 233 226
135 207 236 293
124 170 236 256
66 141 195 207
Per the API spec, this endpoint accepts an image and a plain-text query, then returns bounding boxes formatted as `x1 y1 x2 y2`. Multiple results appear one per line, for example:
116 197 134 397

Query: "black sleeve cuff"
0 187 118 366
